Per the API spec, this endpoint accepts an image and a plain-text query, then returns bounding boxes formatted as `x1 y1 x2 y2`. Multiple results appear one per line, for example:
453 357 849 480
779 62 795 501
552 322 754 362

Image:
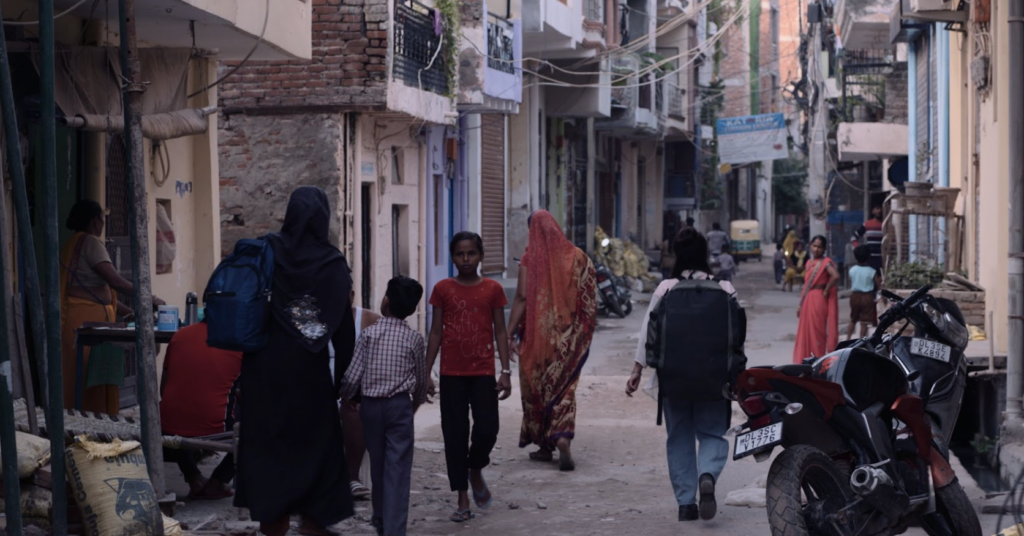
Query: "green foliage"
971 436 998 455
436 0 460 99
772 158 808 216
884 261 946 289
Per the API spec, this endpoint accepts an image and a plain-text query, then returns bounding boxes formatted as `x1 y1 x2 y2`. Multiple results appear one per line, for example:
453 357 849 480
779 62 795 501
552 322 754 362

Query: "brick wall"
219 113 346 254
217 0 389 110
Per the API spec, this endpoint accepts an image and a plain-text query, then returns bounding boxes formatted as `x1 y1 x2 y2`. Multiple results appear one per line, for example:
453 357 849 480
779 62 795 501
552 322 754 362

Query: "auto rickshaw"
730 219 761 262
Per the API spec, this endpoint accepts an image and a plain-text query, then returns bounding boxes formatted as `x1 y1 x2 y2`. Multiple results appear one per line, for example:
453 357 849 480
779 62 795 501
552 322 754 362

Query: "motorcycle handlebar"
871 284 933 345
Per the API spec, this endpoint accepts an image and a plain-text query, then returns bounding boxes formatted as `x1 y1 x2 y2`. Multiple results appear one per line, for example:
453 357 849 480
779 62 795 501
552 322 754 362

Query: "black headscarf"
266 187 353 354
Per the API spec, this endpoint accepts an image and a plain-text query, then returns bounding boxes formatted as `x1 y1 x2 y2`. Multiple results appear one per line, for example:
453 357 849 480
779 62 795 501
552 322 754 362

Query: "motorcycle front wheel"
920 479 982 536
767 446 852 536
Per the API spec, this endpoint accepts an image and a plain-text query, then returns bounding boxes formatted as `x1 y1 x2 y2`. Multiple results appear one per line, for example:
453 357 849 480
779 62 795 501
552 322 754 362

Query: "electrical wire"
187 0 270 99
3 0 92 25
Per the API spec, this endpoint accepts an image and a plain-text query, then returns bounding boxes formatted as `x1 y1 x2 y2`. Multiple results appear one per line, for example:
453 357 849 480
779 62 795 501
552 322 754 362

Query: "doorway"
361 183 373 308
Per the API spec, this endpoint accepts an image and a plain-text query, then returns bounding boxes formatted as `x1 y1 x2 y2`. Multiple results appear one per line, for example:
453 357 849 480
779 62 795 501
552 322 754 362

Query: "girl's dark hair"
671 228 712 278
810 235 828 249
450 231 484 256
65 200 103 232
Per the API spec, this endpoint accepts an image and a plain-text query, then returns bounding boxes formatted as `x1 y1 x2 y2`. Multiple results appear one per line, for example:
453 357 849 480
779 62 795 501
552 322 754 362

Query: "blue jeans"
663 397 731 506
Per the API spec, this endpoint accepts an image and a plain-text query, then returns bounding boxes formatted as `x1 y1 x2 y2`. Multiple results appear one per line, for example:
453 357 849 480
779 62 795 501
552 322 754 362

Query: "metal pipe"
938 24 949 267
118 0 166 494
908 37 918 261
1006 0 1024 421
38 0 69 532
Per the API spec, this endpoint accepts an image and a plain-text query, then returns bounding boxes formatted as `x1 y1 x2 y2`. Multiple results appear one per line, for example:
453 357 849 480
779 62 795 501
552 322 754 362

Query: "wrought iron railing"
393 0 448 96
487 12 515 74
585 0 604 22
655 79 664 115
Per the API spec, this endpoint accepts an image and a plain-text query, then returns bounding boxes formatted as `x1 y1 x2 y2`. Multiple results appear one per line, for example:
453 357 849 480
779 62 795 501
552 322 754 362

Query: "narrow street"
171 260 1003 535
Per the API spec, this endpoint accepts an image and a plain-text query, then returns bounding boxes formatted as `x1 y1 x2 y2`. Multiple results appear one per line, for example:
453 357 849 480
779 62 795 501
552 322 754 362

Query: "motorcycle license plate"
598 280 612 289
734 422 783 460
911 338 951 363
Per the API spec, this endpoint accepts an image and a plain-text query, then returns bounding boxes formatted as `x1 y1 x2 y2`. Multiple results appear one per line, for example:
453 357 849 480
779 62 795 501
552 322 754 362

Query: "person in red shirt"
426 232 512 523
160 320 242 500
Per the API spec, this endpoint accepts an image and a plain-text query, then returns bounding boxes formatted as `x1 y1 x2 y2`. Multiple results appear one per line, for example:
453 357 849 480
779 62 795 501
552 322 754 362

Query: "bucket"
157 305 179 332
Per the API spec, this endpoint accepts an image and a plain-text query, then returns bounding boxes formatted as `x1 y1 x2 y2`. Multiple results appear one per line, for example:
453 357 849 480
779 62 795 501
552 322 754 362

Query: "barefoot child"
426 232 512 523
340 276 427 536
846 245 881 340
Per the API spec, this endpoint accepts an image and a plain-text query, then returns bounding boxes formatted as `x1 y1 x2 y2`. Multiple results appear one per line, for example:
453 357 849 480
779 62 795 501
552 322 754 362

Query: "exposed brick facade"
219 113 346 254
217 0 390 110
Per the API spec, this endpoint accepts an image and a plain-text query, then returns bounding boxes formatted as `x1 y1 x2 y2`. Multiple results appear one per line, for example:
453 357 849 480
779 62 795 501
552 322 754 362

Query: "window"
392 204 410 277
391 146 404 185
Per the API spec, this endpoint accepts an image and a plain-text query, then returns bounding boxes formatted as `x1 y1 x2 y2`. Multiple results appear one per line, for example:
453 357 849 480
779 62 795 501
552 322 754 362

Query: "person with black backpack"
625 228 747 522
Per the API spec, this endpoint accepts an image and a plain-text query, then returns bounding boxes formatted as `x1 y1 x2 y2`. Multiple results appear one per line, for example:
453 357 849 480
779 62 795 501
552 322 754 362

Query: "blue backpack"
204 238 275 352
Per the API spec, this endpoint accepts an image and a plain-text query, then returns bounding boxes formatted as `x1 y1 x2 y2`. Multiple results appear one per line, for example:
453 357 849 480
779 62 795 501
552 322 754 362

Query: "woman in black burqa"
235 187 356 536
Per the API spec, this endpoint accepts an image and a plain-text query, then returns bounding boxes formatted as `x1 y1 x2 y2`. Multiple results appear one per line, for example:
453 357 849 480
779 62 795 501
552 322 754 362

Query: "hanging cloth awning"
29 45 214 140
61 107 217 141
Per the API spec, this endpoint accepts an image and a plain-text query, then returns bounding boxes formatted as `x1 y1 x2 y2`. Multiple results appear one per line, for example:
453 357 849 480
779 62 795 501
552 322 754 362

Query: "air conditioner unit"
905 0 966 22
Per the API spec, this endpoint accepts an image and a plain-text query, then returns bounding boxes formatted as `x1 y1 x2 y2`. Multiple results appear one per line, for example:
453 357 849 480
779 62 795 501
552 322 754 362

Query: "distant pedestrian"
507 210 597 471
328 286 383 502
684 216 696 229
340 276 427 536
855 205 885 272
425 232 512 523
783 241 808 292
706 223 730 256
793 236 840 363
626 228 746 522
846 245 881 340
717 251 736 282
773 243 785 285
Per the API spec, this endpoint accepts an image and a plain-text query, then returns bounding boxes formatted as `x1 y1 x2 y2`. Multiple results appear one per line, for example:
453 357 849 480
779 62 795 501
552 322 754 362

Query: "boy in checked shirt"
340 276 428 536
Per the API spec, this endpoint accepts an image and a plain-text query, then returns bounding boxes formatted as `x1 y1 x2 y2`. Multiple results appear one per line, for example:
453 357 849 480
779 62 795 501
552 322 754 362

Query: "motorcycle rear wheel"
767 446 852 536
920 479 982 536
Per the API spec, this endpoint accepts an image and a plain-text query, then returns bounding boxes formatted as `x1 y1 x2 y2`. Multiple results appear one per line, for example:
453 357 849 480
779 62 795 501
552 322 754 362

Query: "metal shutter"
481 114 506 274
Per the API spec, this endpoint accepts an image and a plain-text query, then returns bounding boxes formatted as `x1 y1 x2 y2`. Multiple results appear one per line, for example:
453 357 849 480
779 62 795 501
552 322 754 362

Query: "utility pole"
807 18 826 239
1005 0 1023 426
117 0 165 495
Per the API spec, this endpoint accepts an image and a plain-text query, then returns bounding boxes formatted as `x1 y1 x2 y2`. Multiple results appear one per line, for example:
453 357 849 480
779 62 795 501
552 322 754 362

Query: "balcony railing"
487 13 516 75
586 0 604 22
394 0 448 96
655 79 664 116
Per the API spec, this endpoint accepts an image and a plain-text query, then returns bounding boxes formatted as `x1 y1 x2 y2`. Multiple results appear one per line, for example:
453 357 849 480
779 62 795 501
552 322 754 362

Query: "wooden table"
74 323 175 410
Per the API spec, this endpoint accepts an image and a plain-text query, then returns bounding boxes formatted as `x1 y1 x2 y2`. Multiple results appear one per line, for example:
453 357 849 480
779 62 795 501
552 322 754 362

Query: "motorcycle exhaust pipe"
849 466 909 522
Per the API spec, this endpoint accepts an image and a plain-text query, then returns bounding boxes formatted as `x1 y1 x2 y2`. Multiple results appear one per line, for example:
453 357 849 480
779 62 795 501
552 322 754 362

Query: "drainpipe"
1006 0 1024 423
908 38 918 261
938 24 949 266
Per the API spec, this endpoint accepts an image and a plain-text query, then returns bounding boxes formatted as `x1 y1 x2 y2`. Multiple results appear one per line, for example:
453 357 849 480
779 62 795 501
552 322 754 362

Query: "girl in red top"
426 231 512 523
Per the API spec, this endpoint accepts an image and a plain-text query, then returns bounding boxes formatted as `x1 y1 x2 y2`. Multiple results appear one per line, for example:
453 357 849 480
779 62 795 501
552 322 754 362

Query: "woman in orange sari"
60 200 163 414
507 210 597 471
793 235 840 363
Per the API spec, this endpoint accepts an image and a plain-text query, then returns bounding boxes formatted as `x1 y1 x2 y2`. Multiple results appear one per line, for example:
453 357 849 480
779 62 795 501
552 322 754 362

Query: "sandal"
528 450 553 462
349 480 371 501
470 474 492 510
449 509 475 523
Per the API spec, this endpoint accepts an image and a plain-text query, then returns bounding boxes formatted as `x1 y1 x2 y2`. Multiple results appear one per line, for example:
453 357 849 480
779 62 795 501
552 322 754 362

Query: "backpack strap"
656 388 664 426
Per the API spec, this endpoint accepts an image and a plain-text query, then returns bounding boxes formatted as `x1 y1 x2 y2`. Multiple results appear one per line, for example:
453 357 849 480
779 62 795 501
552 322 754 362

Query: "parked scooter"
594 238 632 319
729 285 980 536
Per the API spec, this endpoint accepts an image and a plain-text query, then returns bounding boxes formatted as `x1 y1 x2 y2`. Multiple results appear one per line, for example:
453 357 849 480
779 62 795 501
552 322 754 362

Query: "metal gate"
481 115 506 274
104 134 138 409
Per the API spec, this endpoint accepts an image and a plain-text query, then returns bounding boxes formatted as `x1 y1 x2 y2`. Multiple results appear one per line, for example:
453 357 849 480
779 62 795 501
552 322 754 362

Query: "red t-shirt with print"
429 277 508 376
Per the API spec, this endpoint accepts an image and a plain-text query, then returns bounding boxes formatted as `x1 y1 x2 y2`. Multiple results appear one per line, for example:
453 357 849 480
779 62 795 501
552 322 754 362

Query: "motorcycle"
594 238 632 318
729 285 981 536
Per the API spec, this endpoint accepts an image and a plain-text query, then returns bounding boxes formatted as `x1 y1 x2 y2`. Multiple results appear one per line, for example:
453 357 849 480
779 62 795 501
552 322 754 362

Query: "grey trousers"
361 394 415 536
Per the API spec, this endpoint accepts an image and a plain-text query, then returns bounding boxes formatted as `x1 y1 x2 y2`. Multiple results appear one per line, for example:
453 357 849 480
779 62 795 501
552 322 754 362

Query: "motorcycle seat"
773 364 812 377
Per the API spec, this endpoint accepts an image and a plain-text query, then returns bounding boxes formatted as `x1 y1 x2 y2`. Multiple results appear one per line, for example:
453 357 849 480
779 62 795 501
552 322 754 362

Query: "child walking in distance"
846 245 881 340
773 243 785 285
426 232 512 523
340 276 427 536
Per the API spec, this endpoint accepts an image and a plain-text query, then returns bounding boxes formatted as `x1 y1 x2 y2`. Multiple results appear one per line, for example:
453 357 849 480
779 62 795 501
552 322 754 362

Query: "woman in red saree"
793 235 841 363
507 210 597 471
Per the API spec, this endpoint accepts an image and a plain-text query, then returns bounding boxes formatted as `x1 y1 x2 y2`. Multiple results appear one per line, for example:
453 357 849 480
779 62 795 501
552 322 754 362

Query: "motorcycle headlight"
922 303 947 332
943 312 970 351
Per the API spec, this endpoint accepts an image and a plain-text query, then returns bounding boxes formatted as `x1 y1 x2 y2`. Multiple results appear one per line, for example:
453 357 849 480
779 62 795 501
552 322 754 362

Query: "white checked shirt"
340 317 428 405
